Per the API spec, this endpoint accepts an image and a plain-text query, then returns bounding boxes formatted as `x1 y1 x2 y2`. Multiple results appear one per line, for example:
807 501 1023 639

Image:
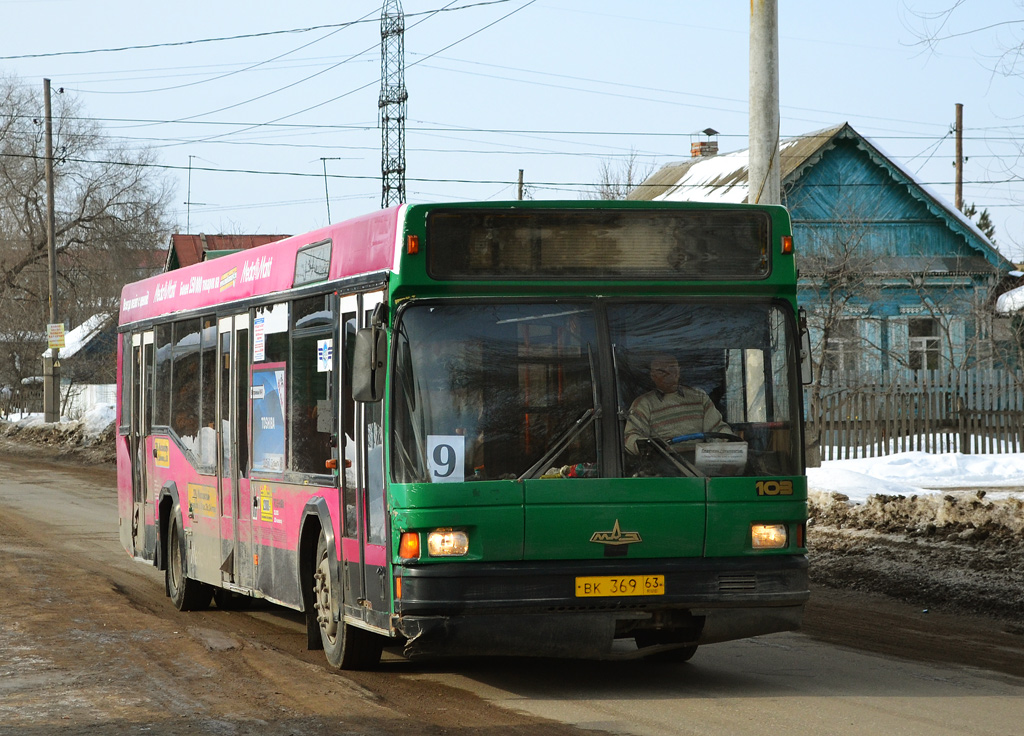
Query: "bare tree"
797 204 887 398
0 75 174 397
587 149 653 200
904 2 1024 76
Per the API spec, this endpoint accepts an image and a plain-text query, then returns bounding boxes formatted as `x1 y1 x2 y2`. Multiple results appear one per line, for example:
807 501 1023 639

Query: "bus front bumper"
394 555 808 659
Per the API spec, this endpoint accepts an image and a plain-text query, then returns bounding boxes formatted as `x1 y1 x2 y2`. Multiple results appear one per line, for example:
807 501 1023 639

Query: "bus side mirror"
798 307 813 386
353 327 386 402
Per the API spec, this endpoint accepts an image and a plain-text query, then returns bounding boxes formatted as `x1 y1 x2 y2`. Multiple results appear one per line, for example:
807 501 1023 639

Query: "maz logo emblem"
589 519 642 546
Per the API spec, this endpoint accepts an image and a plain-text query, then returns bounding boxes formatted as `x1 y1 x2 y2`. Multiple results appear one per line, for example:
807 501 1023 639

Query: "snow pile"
808 451 1024 545
810 489 1024 547
808 451 1024 619
809 451 1024 501
0 405 116 462
80 404 116 439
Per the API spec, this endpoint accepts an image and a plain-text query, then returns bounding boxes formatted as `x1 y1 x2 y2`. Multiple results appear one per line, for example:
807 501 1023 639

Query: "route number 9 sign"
426 435 465 483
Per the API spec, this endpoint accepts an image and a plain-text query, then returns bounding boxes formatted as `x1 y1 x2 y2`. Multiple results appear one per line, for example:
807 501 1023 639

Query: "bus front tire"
311 531 383 670
166 513 212 612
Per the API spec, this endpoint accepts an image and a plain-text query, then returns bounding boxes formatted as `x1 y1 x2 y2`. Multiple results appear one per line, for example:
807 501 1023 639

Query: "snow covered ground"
809 451 1024 502
4 405 116 439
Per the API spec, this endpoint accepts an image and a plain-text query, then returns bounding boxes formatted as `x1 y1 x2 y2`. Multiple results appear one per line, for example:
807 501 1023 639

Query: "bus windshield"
392 300 800 483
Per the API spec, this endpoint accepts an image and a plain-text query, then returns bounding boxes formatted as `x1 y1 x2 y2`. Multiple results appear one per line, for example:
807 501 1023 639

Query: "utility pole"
186 155 194 233
749 0 781 205
954 102 964 212
517 169 524 201
321 157 342 223
380 0 407 208
43 78 61 423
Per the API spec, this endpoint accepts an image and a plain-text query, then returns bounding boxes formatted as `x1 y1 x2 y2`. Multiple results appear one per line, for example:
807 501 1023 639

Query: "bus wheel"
166 513 212 612
312 531 383 670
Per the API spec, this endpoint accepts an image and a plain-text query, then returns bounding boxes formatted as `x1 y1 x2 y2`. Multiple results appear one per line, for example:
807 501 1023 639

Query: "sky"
2 1 1024 260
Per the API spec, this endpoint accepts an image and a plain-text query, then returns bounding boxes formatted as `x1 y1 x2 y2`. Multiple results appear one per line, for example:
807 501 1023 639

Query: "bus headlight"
751 524 788 549
427 528 469 557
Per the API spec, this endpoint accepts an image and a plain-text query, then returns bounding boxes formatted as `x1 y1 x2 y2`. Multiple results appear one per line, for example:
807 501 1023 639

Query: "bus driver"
624 353 734 455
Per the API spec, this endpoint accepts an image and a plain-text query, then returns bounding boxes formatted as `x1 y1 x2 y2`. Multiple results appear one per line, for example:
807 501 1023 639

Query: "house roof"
39 313 114 361
166 233 290 271
630 123 848 204
630 123 1014 273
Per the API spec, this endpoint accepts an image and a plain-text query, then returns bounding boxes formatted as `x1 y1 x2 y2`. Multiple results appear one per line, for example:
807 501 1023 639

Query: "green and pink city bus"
117 200 809 669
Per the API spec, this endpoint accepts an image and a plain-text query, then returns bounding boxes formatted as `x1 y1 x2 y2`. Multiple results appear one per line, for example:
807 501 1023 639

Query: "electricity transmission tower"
380 0 407 208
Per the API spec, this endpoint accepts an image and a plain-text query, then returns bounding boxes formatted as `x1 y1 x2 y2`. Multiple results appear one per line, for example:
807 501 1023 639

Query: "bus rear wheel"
166 513 212 611
312 531 382 670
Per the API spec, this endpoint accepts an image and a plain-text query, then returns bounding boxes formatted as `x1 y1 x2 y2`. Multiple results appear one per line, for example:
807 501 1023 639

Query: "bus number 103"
756 480 794 496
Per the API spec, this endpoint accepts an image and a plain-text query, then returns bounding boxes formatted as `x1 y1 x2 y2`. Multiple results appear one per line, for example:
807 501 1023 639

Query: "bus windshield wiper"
640 437 703 478
519 407 599 481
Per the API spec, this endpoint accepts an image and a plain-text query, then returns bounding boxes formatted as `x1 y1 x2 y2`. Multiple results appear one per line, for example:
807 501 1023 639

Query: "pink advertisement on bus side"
119 208 400 325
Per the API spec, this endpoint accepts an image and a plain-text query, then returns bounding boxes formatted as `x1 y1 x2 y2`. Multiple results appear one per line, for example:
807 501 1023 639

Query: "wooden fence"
806 370 1024 460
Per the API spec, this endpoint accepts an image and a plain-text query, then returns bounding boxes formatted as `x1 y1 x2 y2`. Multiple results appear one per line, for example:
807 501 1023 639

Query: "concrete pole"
749 0 781 205
43 78 60 423
517 169 524 201
954 103 963 212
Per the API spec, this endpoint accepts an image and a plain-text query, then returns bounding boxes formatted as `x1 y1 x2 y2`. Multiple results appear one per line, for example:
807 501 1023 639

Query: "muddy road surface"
2 453 1024 736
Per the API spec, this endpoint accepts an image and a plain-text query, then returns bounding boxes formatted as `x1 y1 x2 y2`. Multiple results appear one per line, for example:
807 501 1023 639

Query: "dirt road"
2 451 1023 736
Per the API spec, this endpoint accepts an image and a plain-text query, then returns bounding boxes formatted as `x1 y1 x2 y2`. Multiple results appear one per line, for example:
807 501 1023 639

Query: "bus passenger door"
218 315 253 590
339 299 364 618
341 292 389 630
129 331 154 559
359 292 390 626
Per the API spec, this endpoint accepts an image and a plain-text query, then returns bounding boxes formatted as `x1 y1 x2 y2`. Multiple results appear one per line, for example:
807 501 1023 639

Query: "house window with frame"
909 318 941 370
823 319 859 373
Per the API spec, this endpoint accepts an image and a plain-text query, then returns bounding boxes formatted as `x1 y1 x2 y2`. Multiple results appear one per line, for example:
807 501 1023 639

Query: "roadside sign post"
44 323 64 422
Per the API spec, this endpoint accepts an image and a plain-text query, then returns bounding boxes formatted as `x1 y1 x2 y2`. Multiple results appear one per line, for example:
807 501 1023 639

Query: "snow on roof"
633 123 1013 271
631 124 844 204
996 284 1024 314
647 136 808 204
41 313 113 360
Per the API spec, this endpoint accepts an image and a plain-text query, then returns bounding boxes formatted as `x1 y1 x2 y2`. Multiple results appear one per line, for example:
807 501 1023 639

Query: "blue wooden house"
630 123 1018 375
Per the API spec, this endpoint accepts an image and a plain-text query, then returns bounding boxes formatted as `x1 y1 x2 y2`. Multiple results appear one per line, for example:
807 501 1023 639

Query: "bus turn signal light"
407 234 420 254
781 235 794 254
751 523 788 549
399 532 420 559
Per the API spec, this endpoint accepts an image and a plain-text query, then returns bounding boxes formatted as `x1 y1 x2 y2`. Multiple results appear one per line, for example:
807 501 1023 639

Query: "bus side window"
198 317 218 467
153 323 172 428
291 331 331 474
291 295 334 475
171 319 201 450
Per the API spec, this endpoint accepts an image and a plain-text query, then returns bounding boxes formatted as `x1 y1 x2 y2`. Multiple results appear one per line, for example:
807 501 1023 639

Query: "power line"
74 14 373 96
0 1 514 60
160 0 540 150
12 113 1024 144
2 150 1020 190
